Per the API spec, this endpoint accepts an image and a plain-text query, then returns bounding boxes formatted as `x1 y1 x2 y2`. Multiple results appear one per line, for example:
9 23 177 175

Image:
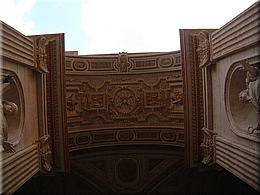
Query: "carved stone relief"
66 76 183 128
31 33 69 172
180 29 208 167
0 100 17 153
115 52 133 72
73 60 88 71
65 52 181 74
113 88 137 114
200 127 215 164
238 60 260 135
65 52 184 151
225 56 260 142
68 128 184 151
0 71 24 153
158 55 174 67
195 31 211 68
39 135 52 172
35 36 49 73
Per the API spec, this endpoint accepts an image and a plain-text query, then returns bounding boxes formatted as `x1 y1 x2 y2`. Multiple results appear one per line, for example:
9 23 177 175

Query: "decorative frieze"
70 147 184 193
65 51 181 74
68 128 184 151
66 76 184 130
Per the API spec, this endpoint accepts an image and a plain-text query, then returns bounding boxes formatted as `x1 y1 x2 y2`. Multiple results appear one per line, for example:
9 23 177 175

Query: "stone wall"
210 1 260 191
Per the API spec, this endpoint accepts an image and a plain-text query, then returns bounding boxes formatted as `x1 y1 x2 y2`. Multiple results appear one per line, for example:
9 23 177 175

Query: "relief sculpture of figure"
39 135 52 172
0 74 18 153
117 52 131 72
239 60 260 134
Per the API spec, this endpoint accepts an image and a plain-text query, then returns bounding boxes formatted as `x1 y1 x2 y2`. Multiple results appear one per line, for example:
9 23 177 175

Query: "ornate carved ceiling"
65 51 184 151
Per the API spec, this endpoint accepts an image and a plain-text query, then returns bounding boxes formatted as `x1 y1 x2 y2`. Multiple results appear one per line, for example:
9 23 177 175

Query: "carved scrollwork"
39 135 52 172
200 127 216 164
196 31 211 68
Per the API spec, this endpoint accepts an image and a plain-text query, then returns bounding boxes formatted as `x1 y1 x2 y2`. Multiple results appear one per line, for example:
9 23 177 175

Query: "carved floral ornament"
225 57 260 142
113 88 137 114
196 31 211 68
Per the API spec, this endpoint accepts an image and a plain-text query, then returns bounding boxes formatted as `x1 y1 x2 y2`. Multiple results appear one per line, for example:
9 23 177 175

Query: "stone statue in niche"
0 74 18 153
239 60 260 134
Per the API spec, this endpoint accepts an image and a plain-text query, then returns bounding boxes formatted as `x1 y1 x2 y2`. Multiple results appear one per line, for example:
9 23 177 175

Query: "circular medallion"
113 89 136 114
73 61 88 71
76 134 90 145
158 56 174 67
225 61 259 142
1 70 25 147
117 130 135 141
160 130 177 142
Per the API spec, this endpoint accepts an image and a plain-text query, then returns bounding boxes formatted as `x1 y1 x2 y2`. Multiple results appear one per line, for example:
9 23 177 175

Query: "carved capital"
34 36 49 73
196 31 211 68
200 127 216 164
